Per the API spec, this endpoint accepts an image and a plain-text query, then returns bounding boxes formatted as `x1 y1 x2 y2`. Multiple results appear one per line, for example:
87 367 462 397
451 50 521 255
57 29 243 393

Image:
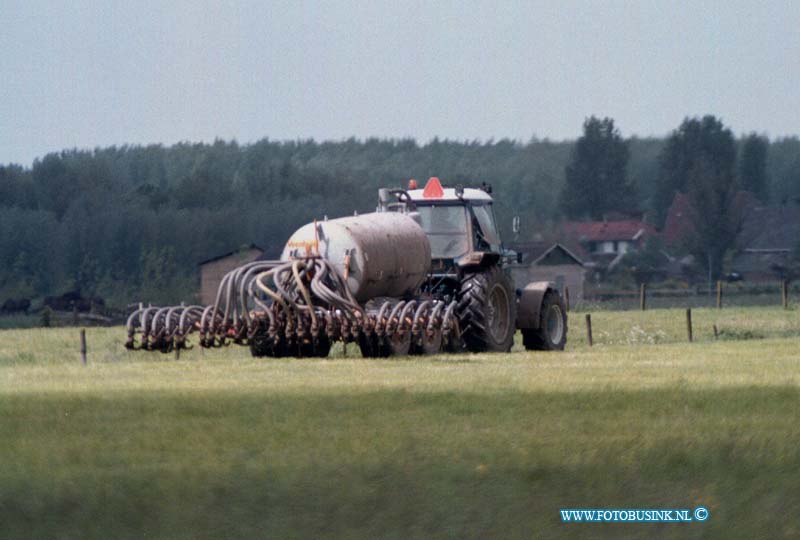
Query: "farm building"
662 192 693 249
662 191 759 250
198 244 264 305
507 242 586 306
562 219 656 271
731 202 800 281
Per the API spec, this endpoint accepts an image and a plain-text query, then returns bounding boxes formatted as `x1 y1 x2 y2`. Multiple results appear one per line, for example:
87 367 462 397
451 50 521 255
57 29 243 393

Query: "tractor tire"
456 266 516 352
521 290 567 351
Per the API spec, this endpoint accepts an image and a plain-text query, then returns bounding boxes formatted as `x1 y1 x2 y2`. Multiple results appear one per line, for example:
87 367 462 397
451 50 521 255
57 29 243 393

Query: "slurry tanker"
126 177 568 357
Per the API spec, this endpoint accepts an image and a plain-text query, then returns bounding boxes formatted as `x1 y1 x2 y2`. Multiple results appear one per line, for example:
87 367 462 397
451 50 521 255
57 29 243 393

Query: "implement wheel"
388 332 412 356
522 291 567 351
358 334 390 358
419 328 443 355
456 266 516 352
249 320 285 357
298 336 332 358
249 335 286 358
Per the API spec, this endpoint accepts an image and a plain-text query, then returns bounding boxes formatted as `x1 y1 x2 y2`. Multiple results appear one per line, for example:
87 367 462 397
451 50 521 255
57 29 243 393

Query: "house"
660 191 798 281
561 219 656 270
662 192 693 249
198 244 264 305
731 202 800 281
507 242 586 306
662 191 759 250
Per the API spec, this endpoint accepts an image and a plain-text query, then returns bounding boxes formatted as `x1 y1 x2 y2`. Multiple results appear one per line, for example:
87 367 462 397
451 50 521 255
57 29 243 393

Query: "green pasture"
1 307 799 539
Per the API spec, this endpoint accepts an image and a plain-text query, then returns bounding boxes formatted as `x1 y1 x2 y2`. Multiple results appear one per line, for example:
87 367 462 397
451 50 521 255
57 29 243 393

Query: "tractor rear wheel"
521 290 567 351
456 266 516 352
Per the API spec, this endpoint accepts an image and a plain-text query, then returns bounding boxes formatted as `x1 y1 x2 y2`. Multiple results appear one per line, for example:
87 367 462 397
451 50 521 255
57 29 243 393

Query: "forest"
1 120 800 308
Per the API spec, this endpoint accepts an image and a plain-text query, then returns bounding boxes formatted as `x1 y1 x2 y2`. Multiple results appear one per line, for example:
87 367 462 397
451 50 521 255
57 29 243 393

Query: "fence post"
686 308 693 343
713 324 719 340
565 286 570 312
716 280 722 309
782 280 789 309
640 283 647 311
585 314 593 347
80 329 87 364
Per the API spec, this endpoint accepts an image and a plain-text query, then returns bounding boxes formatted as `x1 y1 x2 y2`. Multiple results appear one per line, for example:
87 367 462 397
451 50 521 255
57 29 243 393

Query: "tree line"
560 115 797 280
1 126 799 307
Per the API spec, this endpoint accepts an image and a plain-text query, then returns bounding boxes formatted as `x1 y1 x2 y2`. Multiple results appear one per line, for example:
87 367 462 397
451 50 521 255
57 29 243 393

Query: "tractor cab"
380 177 503 271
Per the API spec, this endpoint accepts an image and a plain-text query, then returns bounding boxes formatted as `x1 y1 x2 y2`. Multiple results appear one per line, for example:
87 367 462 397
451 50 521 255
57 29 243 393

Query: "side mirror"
512 216 520 234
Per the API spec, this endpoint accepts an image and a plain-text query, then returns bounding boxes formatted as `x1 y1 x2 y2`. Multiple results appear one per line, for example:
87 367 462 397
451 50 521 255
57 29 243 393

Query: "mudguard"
516 281 559 329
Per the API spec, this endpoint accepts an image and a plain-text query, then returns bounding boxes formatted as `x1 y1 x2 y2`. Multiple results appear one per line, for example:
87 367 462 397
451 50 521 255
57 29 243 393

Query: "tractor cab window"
470 204 501 252
416 205 470 259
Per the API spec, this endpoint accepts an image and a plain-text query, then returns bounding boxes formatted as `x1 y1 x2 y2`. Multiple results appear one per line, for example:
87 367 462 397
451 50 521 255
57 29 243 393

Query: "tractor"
125 177 567 356
379 177 567 353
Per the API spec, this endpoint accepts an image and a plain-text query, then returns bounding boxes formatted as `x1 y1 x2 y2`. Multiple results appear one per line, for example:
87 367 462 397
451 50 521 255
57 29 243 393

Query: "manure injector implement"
125 178 568 357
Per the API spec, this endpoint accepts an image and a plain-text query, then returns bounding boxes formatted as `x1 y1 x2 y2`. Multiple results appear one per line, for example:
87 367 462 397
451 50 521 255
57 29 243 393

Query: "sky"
1 0 799 166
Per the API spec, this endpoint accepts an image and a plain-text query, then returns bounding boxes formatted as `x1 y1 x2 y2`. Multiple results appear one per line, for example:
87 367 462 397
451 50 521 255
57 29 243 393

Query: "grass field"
1 307 799 539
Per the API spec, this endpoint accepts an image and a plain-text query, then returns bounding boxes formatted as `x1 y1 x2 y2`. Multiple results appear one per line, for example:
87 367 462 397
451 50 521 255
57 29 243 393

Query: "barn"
731 202 800 281
198 245 264 305
507 242 586 307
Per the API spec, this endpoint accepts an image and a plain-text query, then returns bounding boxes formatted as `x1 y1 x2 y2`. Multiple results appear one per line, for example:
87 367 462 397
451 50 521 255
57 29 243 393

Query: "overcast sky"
1 0 799 166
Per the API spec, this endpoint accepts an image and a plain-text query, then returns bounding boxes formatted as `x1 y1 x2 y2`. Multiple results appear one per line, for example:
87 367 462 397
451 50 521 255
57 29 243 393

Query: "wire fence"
568 305 800 348
577 281 797 312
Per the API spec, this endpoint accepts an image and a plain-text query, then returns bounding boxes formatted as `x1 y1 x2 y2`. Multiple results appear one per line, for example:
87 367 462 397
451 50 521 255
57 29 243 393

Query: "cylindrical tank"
281 212 431 302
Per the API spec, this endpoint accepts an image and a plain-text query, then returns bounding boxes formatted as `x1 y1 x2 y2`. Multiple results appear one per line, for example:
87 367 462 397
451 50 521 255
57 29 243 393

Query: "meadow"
1 307 799 539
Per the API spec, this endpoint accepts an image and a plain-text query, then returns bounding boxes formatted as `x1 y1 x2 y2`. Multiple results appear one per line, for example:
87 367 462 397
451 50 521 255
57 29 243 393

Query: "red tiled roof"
562 220 656 242
663 191 760 248
662 192 692 247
